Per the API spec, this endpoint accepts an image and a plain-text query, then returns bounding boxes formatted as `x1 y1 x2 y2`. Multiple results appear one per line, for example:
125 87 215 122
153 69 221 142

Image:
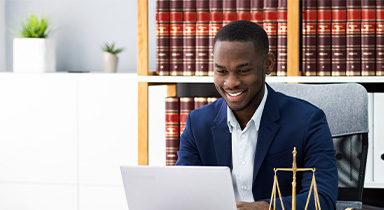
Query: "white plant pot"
103 52 118 73
13 38 56 73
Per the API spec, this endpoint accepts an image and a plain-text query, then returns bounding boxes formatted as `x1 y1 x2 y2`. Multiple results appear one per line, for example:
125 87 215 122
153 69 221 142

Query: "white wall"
0 0 5 71
5 0 138 73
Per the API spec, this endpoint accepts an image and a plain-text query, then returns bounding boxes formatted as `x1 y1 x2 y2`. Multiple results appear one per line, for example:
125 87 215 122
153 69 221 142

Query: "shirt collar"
227 84 268 133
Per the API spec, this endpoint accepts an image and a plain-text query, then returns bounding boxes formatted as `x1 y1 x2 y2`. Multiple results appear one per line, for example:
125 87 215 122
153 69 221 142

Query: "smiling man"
176 20 338 210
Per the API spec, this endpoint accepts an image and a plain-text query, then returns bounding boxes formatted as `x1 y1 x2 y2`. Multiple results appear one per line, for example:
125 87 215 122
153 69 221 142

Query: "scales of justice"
269 147 321 210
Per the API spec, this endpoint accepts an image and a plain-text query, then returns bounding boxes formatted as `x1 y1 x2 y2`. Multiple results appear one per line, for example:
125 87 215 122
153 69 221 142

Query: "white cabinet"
0 75 78 210
0 73 138 210
78 75 138 186
77 75 138 210
373 93 384 184
0 74 78 184
0 183 78 210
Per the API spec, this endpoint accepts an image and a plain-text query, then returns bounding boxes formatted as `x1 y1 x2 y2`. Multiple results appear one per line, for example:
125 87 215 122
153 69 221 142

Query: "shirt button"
241 160 246 165
242 186 247 191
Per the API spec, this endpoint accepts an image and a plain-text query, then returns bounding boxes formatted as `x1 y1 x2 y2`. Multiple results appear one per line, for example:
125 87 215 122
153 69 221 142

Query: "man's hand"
236 201 270 210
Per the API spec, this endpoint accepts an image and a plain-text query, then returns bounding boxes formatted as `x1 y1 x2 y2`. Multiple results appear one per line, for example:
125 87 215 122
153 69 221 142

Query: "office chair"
268 83 368 210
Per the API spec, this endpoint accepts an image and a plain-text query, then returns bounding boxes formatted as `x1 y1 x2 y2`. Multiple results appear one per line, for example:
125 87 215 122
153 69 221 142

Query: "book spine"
237 0 251 20
264 0 278 76
361 0 376 76
331 0 347 76
194 97 208 109
302 0 317 76
277 0 287 76
183 0 197 76
223 0 237 26
179 97 194 135
377 0 384 76
250 0 264 28
170 0 184 76
196 0 210 76
346 0 362 76
165 97 180 166
317 0 332 76
209 0 223 76
207 97 220 104
156 0 170 76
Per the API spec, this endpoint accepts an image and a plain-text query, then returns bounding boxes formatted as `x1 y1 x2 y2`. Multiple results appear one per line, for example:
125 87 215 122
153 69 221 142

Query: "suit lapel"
212 100 232 167
253 85 280 184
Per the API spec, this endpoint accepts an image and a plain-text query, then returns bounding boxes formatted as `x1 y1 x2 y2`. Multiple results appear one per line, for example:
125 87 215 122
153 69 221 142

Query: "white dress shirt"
227 85 268 202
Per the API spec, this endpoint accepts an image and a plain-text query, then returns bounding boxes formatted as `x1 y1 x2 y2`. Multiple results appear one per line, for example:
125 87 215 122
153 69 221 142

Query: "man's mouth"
225 90 245 101
227 91 243 97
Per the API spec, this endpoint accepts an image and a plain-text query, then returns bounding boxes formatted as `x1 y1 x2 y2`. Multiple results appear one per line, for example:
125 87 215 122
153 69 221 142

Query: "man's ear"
264 52 274 75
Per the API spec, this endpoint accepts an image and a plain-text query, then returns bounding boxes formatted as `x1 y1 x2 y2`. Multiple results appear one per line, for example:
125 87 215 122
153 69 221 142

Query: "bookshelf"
137 0 302 165
137 0 384 165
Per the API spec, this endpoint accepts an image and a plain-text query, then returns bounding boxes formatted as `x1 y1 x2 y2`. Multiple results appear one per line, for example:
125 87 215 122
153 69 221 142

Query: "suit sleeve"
176 112 202 165
265 109 338 210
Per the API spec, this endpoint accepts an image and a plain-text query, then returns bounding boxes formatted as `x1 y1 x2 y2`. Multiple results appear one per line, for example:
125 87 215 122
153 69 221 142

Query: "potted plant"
12 13 55 73
102 42 124 73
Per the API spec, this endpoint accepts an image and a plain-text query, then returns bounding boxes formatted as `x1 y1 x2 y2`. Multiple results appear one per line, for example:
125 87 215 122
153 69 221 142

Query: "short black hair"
213 20 269 56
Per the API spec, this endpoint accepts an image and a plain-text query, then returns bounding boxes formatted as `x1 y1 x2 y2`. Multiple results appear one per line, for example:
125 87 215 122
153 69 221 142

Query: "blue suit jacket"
176 84 338 210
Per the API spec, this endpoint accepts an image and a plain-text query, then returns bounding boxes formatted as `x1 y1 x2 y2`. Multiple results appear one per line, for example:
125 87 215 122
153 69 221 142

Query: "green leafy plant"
102 42 124 55
15 13 51 38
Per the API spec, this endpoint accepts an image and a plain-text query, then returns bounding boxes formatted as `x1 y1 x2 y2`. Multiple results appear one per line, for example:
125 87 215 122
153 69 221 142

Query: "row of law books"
303 0 384 76
156 0 288 77
165 96 220 165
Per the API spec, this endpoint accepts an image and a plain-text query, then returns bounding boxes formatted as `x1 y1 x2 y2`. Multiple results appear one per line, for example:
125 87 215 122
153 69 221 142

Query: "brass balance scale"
269 147 321 210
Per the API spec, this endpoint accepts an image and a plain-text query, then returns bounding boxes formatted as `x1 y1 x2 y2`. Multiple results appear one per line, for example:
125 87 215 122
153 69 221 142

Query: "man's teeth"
228 92 242 97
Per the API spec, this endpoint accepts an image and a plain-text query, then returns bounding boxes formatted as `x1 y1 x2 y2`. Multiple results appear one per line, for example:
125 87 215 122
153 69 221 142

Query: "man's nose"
224 73 241 89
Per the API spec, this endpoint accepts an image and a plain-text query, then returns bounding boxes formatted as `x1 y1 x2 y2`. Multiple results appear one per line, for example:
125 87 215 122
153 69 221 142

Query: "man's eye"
216 69 226 74
239 69 251 73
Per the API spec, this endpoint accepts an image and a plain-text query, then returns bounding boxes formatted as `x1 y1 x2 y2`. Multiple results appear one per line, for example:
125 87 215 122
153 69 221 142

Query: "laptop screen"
121 165 237 210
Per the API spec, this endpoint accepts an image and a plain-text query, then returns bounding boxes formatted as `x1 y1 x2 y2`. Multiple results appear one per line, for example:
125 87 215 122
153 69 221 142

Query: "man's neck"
234 108 257 130
232 86 267 130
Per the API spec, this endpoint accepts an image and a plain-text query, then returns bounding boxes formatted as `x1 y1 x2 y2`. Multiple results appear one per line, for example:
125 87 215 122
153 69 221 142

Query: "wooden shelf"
365 182 384 189
138 75 384 84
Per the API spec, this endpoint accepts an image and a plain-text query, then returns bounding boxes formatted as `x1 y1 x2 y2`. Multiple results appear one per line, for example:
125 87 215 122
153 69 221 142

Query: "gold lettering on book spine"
269 147 321 210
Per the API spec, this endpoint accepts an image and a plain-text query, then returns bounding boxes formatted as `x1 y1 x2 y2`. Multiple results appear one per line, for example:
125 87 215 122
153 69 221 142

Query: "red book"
331 0 347 76
223 0 237 26
156 0 170 76
179 97 194 135
194 97 208 109
264 0 278 76
165 97 180 166
317 0 332 76
170 0 183 76
361 0 376 76
237 0 250 21
377 0 384 76
346 0 361 76
207 97 220 104
277 0 287 76
183 0 197 76
196 0 210 76
302 0 317 76
250 0 263 27
209 0 223 76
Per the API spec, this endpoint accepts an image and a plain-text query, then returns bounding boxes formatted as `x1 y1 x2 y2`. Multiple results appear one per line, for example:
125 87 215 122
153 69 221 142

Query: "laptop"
120 165 237 210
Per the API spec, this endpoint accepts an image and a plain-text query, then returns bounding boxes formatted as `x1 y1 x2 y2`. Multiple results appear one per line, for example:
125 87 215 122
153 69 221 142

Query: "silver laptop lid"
121 165 237 210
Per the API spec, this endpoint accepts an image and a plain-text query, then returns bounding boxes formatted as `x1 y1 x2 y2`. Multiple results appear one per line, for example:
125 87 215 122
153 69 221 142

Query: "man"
176 20 338 210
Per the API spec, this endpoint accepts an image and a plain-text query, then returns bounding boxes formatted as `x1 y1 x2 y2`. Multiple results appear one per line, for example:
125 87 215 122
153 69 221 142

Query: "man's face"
213 41 273 115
